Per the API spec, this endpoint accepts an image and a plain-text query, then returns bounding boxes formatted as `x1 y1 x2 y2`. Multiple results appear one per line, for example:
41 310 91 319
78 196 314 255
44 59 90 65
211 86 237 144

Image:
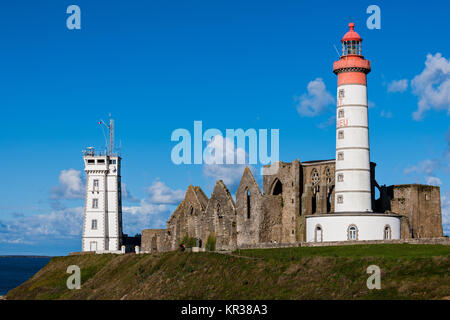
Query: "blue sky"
0 0 448 256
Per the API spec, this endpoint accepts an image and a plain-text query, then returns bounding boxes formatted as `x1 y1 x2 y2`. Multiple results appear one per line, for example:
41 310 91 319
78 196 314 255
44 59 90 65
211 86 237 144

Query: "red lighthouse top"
333 22 371 85
341 22 362 42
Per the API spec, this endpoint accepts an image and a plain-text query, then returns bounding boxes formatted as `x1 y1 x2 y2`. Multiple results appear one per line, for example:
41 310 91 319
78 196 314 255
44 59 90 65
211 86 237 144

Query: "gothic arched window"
272 179 282 195
311 168 320 195
325 167 332 185
311 168 320 186
246 188 251 219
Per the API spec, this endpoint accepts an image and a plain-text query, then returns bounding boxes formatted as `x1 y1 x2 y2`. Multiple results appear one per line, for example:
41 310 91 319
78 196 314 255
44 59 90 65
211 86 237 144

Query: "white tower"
82 117 123 252
333 23 372 212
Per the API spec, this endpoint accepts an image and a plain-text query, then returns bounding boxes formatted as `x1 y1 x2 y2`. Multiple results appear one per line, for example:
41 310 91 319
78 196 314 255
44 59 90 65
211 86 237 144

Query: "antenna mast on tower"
109 114 114 156
98 113 115 156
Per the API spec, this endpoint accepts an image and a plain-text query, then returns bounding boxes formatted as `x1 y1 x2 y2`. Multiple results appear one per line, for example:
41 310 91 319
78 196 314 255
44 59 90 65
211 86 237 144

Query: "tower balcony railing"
333 57 371 74
82 148 120 157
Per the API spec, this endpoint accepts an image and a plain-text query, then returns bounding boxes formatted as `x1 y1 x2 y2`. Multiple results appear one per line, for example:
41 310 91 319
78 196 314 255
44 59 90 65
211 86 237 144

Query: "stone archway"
272 179 283 195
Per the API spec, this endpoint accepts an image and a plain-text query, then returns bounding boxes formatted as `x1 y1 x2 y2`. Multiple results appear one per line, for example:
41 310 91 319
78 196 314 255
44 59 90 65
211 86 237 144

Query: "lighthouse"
81 116 123 252
333 23 372 213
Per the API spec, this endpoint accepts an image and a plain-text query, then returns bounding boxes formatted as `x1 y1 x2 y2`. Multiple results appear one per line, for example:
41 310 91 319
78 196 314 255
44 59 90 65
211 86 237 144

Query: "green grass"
232 244 450 260
6 244 450 300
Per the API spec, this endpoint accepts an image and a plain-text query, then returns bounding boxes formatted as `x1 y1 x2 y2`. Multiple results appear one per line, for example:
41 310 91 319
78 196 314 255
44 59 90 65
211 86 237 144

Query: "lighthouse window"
348 225 358 240
93 179 99 188
339 89 345 98
338 131 344 139
338 174 344 182
338 109 344 118
91 219 97 230
337 195 343 204
338 152 344 160
97 159 105 164
92 198 98 209
109 159 116 164
87 159 95 164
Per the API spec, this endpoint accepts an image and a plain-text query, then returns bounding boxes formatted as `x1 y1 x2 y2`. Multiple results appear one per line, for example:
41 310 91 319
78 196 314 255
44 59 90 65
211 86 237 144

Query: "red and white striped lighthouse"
333 22 372 213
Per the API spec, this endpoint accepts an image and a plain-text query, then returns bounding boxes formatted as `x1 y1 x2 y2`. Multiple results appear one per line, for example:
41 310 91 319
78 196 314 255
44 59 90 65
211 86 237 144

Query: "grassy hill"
6 244 450 300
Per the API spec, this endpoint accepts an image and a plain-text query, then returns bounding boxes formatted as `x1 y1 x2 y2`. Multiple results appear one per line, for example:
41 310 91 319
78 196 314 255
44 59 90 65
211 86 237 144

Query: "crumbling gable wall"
203 180 237 250
236 167 263 246
165 185 208 250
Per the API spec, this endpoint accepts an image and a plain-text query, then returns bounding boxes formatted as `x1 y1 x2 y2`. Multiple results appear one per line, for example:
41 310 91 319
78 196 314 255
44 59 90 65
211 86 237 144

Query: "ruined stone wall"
260 194 283 242
301 161 335 215
236 168 263 246
263 161 300 243
141 229 167 253
141 161 443 253
164 185 208 250
301 160 377 215
202 181 237 250
388 184 443 238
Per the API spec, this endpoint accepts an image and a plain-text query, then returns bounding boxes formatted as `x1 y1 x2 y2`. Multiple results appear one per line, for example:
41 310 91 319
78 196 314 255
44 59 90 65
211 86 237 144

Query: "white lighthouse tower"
82 116 123 252
333 23 372 213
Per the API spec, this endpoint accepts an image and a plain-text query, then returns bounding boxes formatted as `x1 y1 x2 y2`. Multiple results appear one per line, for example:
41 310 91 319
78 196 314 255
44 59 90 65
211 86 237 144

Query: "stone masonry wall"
389 184 443 238
141 162 444 253
236 168 263 246
202 181 237 250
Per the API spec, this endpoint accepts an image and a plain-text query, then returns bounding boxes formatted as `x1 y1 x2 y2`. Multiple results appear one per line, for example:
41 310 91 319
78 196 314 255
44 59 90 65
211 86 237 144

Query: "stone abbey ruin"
141 159 444 252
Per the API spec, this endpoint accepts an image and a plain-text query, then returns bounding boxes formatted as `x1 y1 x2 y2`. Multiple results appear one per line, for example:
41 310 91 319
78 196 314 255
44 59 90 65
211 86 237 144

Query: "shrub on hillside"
179 234 197 248
206 233 216 251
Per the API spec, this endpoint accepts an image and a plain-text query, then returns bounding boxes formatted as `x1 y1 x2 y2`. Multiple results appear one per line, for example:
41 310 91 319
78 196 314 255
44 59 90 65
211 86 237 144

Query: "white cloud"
441 191 450 236
295 78 334 117
425 176 442 186
0 207 83 244
387 79 408 93
318 115 336 129
50 169 85 199
146 180 185 205
411 53 450 120
380 110 393 118
5 169 183 244
446 126 450 160
122 179 187 233
404 159 439 176
122 200 170 234
203 135 249 188
121 183 139 202
403 129 449 186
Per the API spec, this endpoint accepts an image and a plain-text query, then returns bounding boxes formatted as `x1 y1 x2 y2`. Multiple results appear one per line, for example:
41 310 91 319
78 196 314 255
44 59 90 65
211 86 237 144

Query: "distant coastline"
0 255 53 258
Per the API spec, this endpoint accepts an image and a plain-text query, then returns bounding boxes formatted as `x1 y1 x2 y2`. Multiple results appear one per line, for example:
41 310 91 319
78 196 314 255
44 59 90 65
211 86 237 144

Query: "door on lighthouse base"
315 226 323 242
90 241 97 252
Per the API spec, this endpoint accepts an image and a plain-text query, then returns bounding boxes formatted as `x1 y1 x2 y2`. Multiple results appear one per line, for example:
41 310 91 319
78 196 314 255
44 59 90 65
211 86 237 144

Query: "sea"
0 256 52 295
